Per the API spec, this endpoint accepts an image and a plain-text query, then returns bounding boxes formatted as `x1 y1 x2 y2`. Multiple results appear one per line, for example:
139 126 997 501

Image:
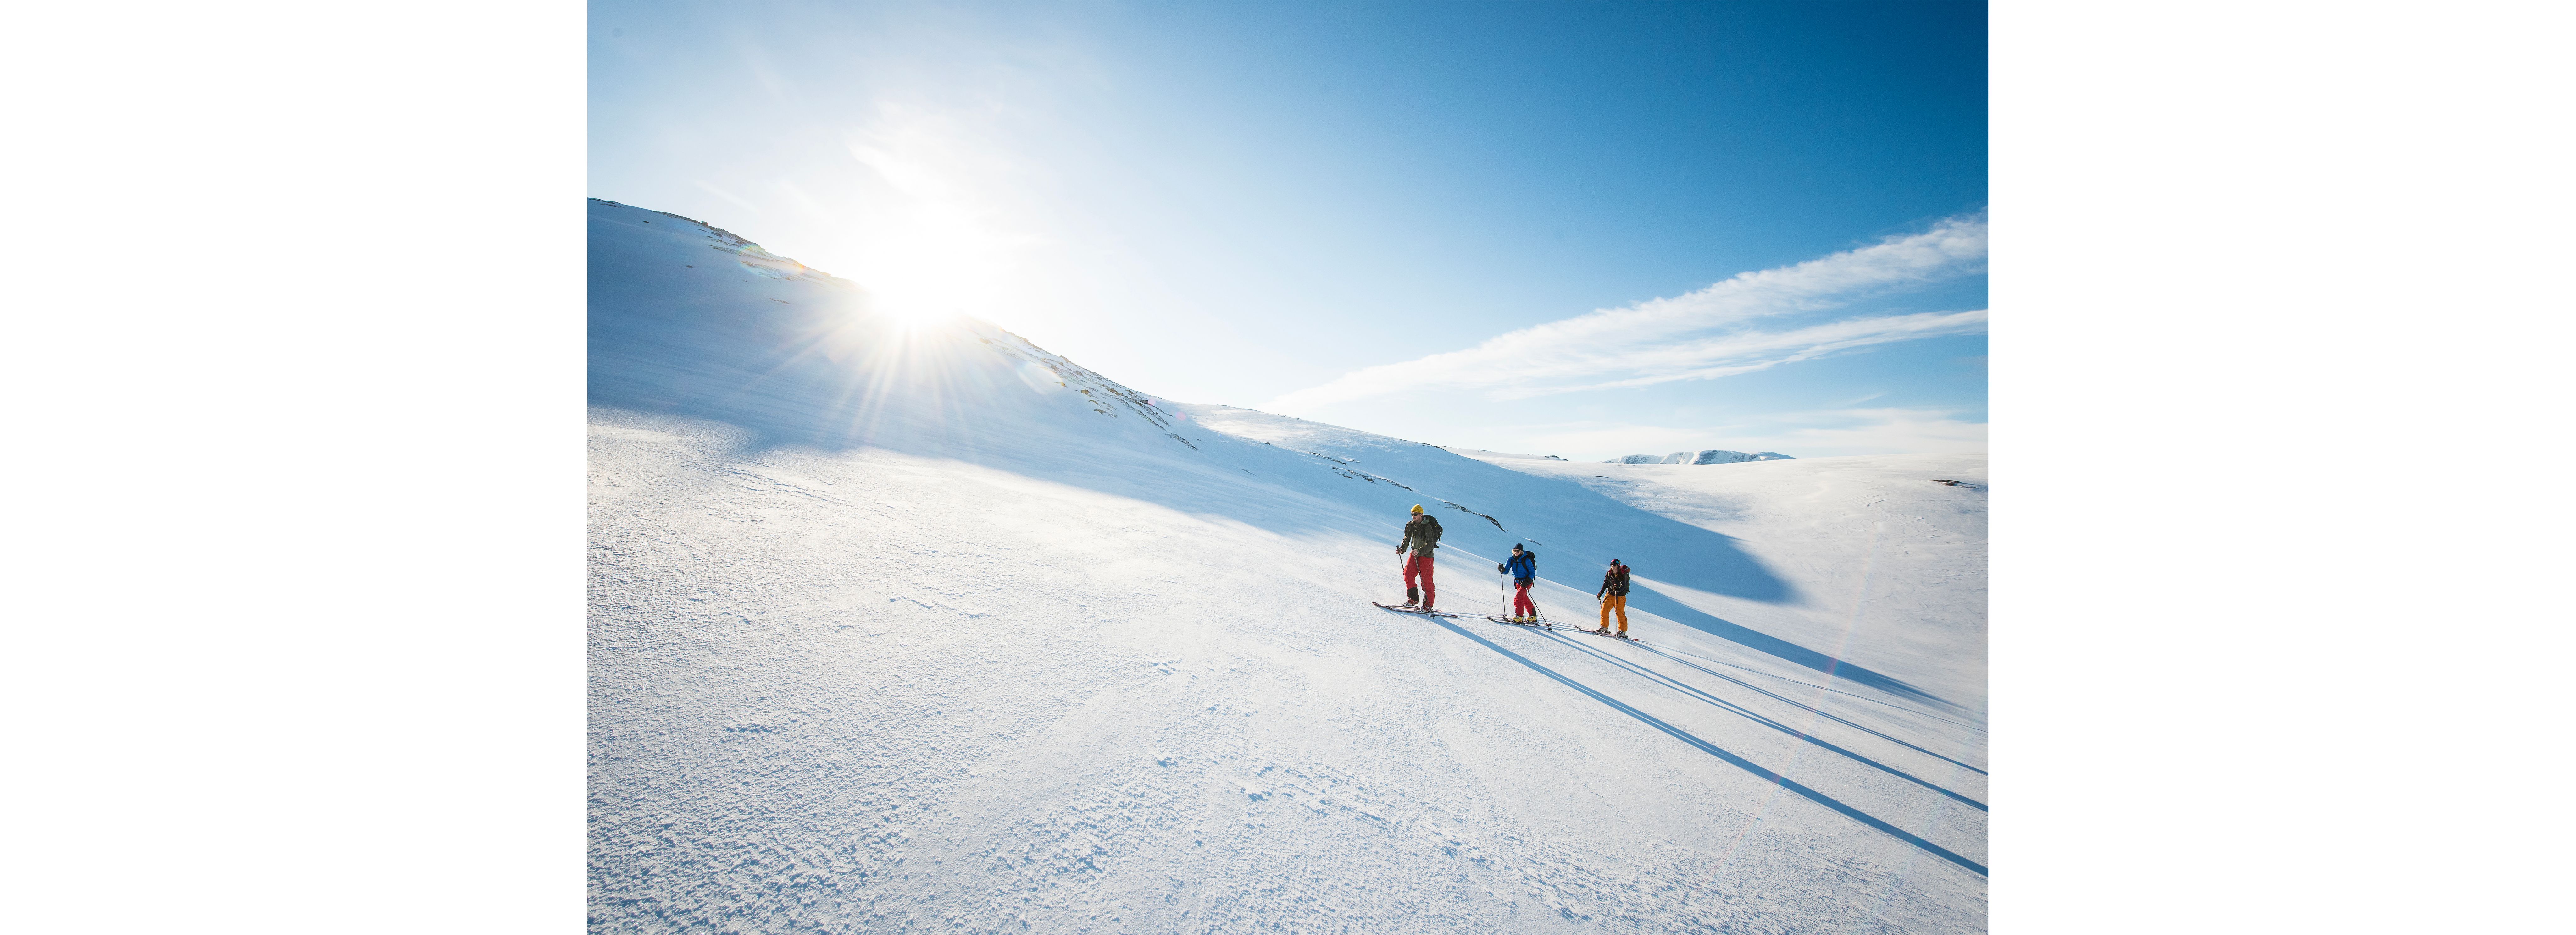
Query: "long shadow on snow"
1629 642 1988 774
1529 627 1988 809
1430 617 1987 877
1617 588 1954 710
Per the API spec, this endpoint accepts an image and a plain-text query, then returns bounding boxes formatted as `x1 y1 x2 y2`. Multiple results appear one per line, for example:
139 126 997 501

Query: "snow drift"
588 199 1989 933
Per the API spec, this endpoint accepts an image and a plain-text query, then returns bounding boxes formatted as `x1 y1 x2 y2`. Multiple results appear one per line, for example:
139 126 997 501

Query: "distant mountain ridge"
1607 450 1795 465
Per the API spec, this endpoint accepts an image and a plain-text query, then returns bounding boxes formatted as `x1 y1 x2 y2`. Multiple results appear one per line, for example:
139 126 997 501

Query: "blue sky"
590 1 1987 459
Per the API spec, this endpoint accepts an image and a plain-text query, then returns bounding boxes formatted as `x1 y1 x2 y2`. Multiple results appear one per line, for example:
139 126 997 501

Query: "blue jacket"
1499 550 1537 582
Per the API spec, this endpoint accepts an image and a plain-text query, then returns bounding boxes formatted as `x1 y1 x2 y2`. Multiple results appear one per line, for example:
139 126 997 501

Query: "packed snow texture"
1608 450 1797 465
588 199 1988 933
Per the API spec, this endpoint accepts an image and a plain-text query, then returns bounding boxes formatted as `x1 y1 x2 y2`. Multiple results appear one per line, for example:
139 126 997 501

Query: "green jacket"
1396 514 1444 555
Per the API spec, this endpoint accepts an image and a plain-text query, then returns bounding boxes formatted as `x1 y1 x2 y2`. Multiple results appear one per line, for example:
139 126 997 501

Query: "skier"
1595 559 1632 636
1496 544 1539 623
1396 504 1442 609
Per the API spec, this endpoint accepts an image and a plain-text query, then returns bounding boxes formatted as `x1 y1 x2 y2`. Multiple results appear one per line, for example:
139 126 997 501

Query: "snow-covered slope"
589 199 1989 933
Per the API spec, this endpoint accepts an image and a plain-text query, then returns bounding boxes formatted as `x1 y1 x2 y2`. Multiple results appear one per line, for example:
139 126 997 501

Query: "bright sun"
841 120 1040 333
848 206 1021 331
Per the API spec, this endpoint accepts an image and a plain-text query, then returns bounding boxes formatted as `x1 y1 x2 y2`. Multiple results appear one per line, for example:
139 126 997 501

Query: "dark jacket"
1500 551 1537 582
1597 564 1631 598
1397 514 1443 555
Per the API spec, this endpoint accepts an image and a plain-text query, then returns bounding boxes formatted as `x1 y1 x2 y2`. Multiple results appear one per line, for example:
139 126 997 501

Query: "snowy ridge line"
1638 643 1990 736
1182 407 1544 541
591 197 856 289
1535 630 1989 810
1426 617 1989 877
969 328 1185 435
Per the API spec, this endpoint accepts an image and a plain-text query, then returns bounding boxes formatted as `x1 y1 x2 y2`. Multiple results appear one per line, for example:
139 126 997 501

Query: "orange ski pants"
1599 594 1628 633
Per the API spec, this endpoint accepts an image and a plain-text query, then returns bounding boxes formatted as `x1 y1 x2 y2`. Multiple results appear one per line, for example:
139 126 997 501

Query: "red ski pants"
1512 580 1537 617
1403 552 1435 605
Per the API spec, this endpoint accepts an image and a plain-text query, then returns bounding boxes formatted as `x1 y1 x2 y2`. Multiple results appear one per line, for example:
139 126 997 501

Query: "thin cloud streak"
693 180 759 212
1268 213 1988 411
1516 407 1987 459
1502 309 1989 398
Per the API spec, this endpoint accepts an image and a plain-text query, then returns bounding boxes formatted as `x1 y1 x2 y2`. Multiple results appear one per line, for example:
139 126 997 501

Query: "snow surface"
589 199 1988 933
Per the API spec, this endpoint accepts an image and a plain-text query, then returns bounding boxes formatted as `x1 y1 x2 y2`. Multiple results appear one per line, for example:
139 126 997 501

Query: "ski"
1483 614 1639 641
1372 602 1463 618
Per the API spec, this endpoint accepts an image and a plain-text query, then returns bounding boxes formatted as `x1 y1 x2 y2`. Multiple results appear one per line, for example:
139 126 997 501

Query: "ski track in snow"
587 200 1988 933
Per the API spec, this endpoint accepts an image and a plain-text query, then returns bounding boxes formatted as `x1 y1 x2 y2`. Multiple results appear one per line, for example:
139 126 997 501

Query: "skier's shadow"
1429 617 1987 878
1532 627 1988 810
1612 586 1954 710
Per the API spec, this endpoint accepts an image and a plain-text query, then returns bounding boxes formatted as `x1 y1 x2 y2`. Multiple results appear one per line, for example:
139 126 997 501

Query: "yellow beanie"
1411 504 1424 514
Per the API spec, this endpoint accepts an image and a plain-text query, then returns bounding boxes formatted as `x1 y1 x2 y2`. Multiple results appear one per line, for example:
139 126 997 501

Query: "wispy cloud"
1515 407 1987 460
1268 214 1987 411
693 180 758 212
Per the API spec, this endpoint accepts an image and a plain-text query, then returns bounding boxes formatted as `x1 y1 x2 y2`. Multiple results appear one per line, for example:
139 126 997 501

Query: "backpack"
1419 514 1443 545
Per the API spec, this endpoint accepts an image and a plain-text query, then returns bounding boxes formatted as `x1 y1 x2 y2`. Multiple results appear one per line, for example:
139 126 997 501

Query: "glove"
1496 564 1506 573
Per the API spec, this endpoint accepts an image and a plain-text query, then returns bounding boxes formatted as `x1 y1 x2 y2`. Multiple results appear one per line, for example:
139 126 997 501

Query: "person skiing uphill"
1396 504 1443 609
1596 559 1632 636
1497 544 1539 623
